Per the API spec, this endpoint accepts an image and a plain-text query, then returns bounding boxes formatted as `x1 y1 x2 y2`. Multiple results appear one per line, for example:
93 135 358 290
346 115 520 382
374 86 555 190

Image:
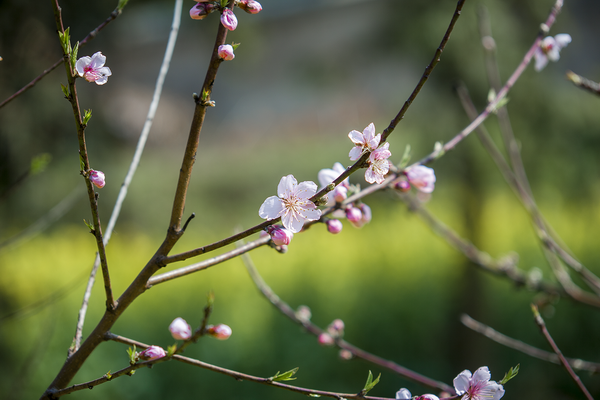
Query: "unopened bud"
169 317 192 340
238 0 262 14
267 225 293 246
88 169 105 189
333 186 348 202
218 44 235 61
139 345 166 361
318 333 335 346
295 305 312 322
190 2 215 20
207 324 232 340
326 219 343 234
394 179 411 192
220 9 238 31
345 207 362 223
327 319 345 337
339 349 353 360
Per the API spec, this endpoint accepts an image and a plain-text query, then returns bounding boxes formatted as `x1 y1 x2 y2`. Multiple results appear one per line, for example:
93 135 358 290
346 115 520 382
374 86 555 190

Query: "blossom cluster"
348 123 391 184
534 33 571 71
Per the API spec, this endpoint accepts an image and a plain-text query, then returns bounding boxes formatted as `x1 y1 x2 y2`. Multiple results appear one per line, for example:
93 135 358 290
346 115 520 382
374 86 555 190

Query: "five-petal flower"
75 52 112 85
453 366 505 400
348 123 381 161
406 165 436 193
365 142 392 184
259 175 322 233
534 34 571 71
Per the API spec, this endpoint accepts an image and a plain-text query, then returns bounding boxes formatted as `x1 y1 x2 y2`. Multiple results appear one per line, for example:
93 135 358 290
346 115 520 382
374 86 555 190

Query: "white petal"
282 212 304 233
90 52 106 69
348 130 365 145
453 370 472 395
547 47 561 62
472 366 491 383
364 168 377 184
395 389 412 400
295 181 318 199
367 133 381 150
300 206 321 222
277 175 297 198
98 66 112 77
95 75 109 85
75 57 91 76
333 162 345 174
318 168 338 188
363 123 375 141
349 146 362 161
554 33 572 48
259 196 284 219
534 51 549 71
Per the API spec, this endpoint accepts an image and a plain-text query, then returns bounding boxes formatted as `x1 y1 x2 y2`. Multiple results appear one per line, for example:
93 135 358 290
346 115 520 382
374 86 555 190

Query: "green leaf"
83 109 92 125
499 364 520 385
60 84 69 99
127 345 138 365
398 144 411 169
362 370 381 394
117 0 130 11
201 88 210 102
79 154 86 172
231 42 241 51
105 371 113 381
71 42 80 72
83 219 94 232
220 0 230 8
30 153 52 175
269 367 299 382
167 344 177 357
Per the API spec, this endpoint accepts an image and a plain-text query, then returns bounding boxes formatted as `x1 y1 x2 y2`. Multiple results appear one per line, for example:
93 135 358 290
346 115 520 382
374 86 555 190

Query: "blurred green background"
1 0 600 399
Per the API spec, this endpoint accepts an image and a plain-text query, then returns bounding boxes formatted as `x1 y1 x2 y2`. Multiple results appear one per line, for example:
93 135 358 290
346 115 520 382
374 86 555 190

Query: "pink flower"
259 175 322 233
396 388 439 400
267 225 294 246
220 8 238 31
348 123 381 161
139 345 166 361
406 165 436 193
345 207 362 223
318 333 335 346
453 367 505 400
238 0 262 14
534 34 571 71
88 169 105 189
75 52 112 85
365 143 392 184
207 324 232 340
218 44 235 60
169 317 192 340
318 162 349 206
326 219 343 234
190 2 215 20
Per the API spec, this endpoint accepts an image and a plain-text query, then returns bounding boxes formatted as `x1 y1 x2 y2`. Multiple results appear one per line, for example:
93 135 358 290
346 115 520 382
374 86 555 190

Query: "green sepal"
167 344 177 357
30 153 52 175
231 42 241 51
269 367 299 382
127 345 138 365
83 109 92 126
499 364 520 385
361 370 381 395
60 84 70 99
398 144 411 169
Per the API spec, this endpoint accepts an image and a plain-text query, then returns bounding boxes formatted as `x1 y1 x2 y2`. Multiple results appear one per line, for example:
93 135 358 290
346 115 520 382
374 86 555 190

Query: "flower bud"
88 169 105 189
332 186 348 203
326 219 343 234
207 324 232 340
345 207 362 223
169 317 192 340
267 226 293 246
394 179 411 192
218 44 235 61
190 2 215 20
327 319 345 337
318 333 335 346
139 345 166 361
359 204 371 225
295 305 312 322
339 349 353 360
220 9 238 31
406 165 436 193
238 0 262 14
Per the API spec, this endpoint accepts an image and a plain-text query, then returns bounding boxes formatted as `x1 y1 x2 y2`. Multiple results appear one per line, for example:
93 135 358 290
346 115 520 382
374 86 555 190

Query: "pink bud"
295 305 312 322
139 345 166 361
190 2 215 20
332 186 348 203
394 179 411 192
326 219 343 234
267 225 293 246
406 165 436 194
359 204 371 225
238 0 262 14
207 324 232 340
327 319 345 336
88 169 105 189
169 317 192 340
345 207 362 223
217 44 235 60
220 9 238 31
318 333 335 346
339 349 353 360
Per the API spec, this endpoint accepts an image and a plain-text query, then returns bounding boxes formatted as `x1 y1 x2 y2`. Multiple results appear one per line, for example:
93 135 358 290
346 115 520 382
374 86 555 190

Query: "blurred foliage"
1 0 600 399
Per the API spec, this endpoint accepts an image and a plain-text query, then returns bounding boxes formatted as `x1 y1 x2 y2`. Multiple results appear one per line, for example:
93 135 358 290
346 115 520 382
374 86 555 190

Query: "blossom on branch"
221 8 238 31
139 345 166 361
396 388 439 400
453 366 505 400
207 324 232 340
365 143 392 184
169 317 192 340
259 175 321 233
318 162 349 206
190 2 215 20
75 52 112 85
267 225 294 246
218 44 235 60
534 34 571 71
406 165 436 193
238 0 262 14
348 123 381 161
88 169 105 189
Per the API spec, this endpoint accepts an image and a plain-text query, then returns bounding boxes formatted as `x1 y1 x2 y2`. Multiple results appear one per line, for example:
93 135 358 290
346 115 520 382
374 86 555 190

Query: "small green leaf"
71 42 80 72
398 144 411 169
362 370 381 394
308 395 321 398
201 88 210 102
167 344 177 357
83 109 92 125
30 153 52 175
105 371 112 381
60 84 70 99
83 219 94 232
499 364 520 385
220 0 230 8
269 367 299 382
127 345 138 365
206 291 215 308
117 0 130 11
79 154 86 172
231 42 241 51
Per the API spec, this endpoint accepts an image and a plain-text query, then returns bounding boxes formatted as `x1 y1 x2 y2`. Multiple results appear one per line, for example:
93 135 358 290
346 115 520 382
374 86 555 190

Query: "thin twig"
461 314 600 373
566 70 600 96
241 249 456 395
51 332 397 400
0 7 125 109
71 0 183 355
531 305 594 400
